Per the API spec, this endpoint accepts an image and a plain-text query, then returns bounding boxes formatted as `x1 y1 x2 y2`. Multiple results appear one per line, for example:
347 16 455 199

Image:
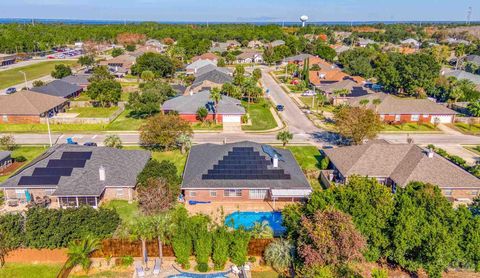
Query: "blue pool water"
225 211 286 235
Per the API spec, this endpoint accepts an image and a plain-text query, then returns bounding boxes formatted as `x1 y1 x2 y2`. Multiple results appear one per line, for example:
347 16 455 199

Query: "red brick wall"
184 189 263 202
178 114 223 123
0 115 40 124
381 114 432 123
442 188 479 200
103 187 134 202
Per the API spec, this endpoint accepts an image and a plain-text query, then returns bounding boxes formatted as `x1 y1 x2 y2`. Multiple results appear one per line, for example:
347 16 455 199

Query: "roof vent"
273 154 279 168
99 166 106 181
427 148 434 158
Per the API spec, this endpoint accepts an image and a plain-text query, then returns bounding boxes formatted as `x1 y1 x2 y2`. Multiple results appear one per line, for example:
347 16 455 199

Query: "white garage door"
430 115 453 124
223 115 241 123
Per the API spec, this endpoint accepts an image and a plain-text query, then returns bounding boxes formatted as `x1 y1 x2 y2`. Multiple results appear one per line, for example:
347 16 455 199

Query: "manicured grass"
106 110 145 131
454 123 480 135
298 96 335 112
0 262 63 278
252 271 280 278
75 92 132 102
242 101 277 131
382 123 438 132
67 106 119 118
0 146 48 182
0 60 78 89
192 122 223 130
102 200 139 225
124 146 187 174
287 145 323 171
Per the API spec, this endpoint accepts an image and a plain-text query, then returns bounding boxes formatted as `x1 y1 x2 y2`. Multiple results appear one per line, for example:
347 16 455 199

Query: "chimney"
273 154 279 168
427 148 434 158
99 166 106 181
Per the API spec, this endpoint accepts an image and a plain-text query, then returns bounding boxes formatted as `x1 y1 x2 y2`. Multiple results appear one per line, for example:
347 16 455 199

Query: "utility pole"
467 7 472 25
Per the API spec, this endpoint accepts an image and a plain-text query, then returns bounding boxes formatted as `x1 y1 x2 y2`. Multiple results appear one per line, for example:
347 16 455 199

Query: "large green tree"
133 52 175 78
334 106 382 145
86 79 122 107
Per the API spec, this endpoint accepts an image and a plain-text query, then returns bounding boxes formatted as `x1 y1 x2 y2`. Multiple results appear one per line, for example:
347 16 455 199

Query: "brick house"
322 140 480 203
31 79 83 99
0 151 12 171
0 145 150 208
0 90 68 124
181 142 312 209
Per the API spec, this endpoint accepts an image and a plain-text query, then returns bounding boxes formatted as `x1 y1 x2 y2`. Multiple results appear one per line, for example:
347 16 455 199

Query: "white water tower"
300 15 309 27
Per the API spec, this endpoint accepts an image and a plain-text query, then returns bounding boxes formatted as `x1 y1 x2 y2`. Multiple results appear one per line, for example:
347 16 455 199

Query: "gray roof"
162 90 245 115
31 80 82 98
182 141 311 190
324 140 480 189
0 145 151 197
192 68 233 87
465 55 480 66
319 79 373 97
284 53 314 62
61 74 91 86
0 151 11 161
348 93 456 115
194 64 232 77
186 59 216 71
442 70 480 90
270 40 285 47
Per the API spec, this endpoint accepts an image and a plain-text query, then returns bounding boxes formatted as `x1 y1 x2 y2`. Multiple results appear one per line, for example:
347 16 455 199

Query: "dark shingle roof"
0 145 151 197
193 69 233 86
324 140 480 189
32 80 82 98
61 74 91 86
284 53 314 62
162 90 245 115
194 64 232 77
0 151 11 161
182 141 311 190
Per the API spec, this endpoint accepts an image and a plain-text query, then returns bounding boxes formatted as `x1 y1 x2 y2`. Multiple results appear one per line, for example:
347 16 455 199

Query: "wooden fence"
90 238 273 258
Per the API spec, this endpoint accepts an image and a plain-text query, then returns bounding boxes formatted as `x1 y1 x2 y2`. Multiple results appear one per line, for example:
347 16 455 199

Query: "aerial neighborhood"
0 12 479 278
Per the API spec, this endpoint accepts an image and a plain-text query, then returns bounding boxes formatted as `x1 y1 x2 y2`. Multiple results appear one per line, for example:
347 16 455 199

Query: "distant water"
0 18 477 26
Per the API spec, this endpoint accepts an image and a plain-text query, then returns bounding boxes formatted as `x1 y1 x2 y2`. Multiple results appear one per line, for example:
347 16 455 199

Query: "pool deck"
185 200 296 218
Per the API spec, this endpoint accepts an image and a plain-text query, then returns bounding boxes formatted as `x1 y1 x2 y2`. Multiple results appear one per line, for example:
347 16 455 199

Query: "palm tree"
372 98 382 112
150 213 175 264
333 88 349 100
251 221 274 239
176 133 192 154
104 134 123 149
277 130 293 147
359 99 370 106
130 217 156 267
65 235 100 273
264 239 294 274
315 92 327 113
210 88 222 124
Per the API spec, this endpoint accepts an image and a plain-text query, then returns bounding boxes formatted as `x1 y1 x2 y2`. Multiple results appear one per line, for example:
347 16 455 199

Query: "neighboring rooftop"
284 53 314 63
61 74 91 86
192 68 233 87
324 140 480 189
0 151 11 161
194 64 232 77
0 145 151 197
192 53 220 62
319 79 373 97
182 141 311 190
0 90 67 115
186 59 216 71
31 80 82 98
162 90 245 115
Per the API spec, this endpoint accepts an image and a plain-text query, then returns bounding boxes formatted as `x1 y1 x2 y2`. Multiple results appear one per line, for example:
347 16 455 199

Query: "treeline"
283 177 480 277
0 207 120 249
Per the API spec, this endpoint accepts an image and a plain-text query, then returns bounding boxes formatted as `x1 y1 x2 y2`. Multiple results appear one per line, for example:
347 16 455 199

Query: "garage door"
430 115 453 124
223 115 241 123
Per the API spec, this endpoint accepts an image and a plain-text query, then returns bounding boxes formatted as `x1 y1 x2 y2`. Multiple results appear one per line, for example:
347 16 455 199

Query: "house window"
411 115 420 121
471 190 479 196
116 188 124 197
249 189 268 200
2 115 7 122
210 190 217 197
443 190 453 196
394 115 401 122
224 189 242 197
189 191 197 197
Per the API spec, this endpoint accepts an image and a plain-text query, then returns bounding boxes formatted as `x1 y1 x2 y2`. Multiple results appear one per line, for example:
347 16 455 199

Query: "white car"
301 90 316 96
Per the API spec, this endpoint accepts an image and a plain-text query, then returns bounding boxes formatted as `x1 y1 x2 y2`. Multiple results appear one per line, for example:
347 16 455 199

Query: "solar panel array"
17 151 92 186
202 147 291 180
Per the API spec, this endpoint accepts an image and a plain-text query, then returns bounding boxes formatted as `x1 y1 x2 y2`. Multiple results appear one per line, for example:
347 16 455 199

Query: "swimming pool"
225 211 286 236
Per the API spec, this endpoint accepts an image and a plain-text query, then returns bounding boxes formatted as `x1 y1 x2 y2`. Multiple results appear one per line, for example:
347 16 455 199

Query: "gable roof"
162 90 245 115
348 93 456 115
0 151 11 161
31 80 82 98
0 90 67 116
236 51 263 60
193 68 233 86
192 53 219 62
100 54 136 67
186 59 216 70
319 79 373 97
442 69 480 85
61 74 91 86
194 64 232 77
0 144 151 196
324 140 480 189
182 141 311 190
284 53 314 63
310 69 348 85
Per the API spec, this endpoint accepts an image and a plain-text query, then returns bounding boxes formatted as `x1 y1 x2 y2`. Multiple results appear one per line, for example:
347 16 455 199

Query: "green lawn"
0 146 48 182
124 146 187 174
242 101 277 131
298 96 335 112
287 145 323 172
0 60 78 89
75 92 131 102
102 200 139 225
382 123 438 132
453 123 480 135
67 107 119 118
192 122 223 131
0 263 63 278
106 110 145 131
251 271 280 278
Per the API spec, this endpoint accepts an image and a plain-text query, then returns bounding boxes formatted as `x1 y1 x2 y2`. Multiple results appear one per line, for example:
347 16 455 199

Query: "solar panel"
61 152 92 160
47 159 86 168
262 145 284 161
18 176 61 185
33 167 73 176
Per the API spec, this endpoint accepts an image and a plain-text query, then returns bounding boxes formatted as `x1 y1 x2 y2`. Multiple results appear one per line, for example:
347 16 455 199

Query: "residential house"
332 45 350 54
400 38 421 48
210 41 240 52
284 53 314 64
269 40 286 48
99 54 136 76
162 90 245 125
0 90 68 124
0 152 12 171
444 38 471 45
186 59 216 75
194 64 232 78
248 40 264 49
144 39 167 52
61 74 91 89
357 38 376 47
0 54 16 66
309 69 348 85
236 51 263 64
187 68 233 94
0 145 151 208
322 140 480 202
347 92 457 124
31 80 83 99
318 79 373 105
333 31 352 42
181 141 311 208
192 53 220 63
441 69 480 91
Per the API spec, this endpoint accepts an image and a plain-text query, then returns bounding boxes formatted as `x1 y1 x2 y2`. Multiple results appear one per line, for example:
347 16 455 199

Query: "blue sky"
1 0 479 22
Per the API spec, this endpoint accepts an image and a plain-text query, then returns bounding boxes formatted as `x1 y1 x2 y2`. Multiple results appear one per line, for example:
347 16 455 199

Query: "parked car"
322 145 334 149
5 87 16 94
301 90 316 96
276 104 285 111
83 142 97 147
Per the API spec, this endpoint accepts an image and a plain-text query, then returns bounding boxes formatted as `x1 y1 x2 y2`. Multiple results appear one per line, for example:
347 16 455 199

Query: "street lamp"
18 71 28 90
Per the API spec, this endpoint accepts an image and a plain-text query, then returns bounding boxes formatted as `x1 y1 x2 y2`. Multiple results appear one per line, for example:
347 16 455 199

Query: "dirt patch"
5 248 68 263
0 162 24 176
